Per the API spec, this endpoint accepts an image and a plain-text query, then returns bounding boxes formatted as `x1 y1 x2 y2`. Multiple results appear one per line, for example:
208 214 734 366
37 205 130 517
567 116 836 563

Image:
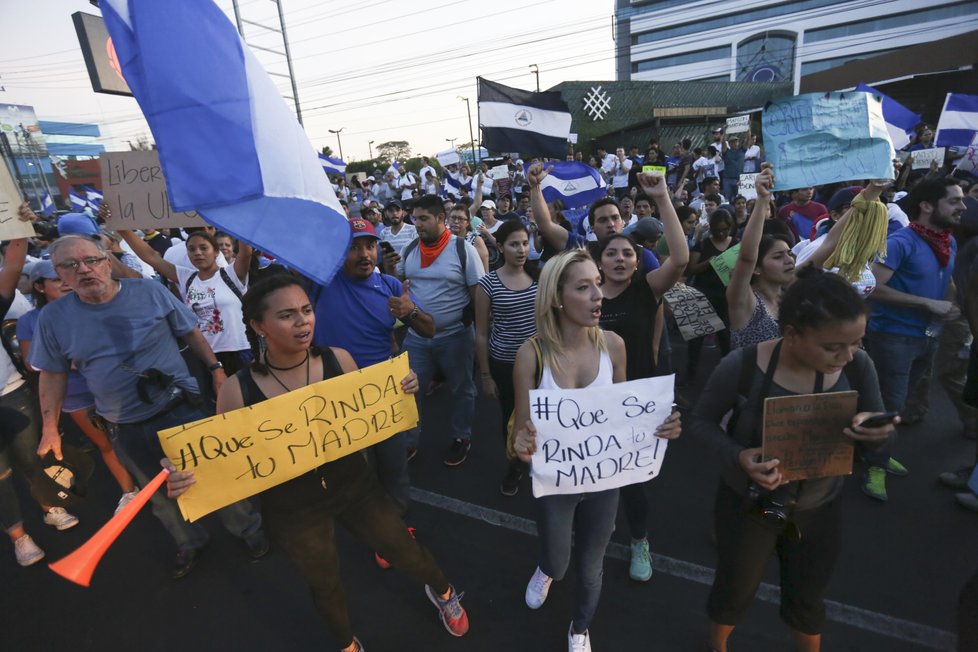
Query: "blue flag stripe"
478 77 569 113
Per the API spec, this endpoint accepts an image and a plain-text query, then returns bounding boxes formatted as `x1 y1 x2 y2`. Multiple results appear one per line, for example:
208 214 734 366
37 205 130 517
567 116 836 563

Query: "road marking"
411 488 957 651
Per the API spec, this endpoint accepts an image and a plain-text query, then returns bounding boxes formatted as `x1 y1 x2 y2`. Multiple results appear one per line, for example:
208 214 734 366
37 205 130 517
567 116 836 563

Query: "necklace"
266 352 311 393
266 350 310 371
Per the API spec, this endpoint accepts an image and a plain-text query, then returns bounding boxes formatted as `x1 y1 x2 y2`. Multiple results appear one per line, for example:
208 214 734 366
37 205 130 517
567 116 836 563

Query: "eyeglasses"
448 216 469 223
54 256 108 273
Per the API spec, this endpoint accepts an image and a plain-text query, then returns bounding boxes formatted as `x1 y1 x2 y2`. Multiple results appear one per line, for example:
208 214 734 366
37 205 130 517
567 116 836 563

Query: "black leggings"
707 483 841 635
260 455 450 646
620 482 650 540
488 358 516 447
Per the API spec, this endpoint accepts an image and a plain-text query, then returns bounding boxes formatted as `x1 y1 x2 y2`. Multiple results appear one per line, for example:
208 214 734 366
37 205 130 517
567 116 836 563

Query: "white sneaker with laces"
525 566 553 609
14 534 45 566
115 489 140 515
43 507 79 531
568 624 591 652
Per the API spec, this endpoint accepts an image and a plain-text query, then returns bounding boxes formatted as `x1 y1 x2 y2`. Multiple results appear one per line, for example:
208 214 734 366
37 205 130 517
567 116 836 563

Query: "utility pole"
458 96 477 164
529 64 540 92
328 128 344 161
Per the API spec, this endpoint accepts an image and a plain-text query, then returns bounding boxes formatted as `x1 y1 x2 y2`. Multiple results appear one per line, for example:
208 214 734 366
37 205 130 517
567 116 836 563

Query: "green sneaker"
862 466 888 501
629 538 653 582
885 457 908 477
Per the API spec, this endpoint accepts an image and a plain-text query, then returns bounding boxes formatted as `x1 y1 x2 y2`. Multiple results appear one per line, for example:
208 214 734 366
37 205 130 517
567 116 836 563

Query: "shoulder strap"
738 345 758 398
183 271 199 298
321 347 343 379
530 336 543 388
218 267 245 303
402 237 421 262
455 234 468 271
234 367 254 407
841 350 865 395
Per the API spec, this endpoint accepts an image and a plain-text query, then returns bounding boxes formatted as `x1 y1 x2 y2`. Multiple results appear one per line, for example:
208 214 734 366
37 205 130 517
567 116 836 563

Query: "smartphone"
379 241 395 255
858 411 900 428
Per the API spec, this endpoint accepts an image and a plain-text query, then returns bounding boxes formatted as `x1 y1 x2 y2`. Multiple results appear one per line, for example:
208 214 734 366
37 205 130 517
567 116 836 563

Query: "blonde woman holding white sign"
511 249 681 652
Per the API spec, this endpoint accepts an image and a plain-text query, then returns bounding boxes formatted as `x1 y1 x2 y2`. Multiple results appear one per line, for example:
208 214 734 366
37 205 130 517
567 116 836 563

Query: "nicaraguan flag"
936 93 978 148
443 168 470 197
40 191 56 217
67 188 87 211
855 83 920 150
385 162 401 179
100 0 349 285
318 153 347 176
478 77 571 158
84 186 103 211
522 161 607 209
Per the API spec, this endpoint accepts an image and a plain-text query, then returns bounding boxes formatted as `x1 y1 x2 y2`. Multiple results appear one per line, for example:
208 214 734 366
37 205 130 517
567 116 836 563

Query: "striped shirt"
477 271 537 363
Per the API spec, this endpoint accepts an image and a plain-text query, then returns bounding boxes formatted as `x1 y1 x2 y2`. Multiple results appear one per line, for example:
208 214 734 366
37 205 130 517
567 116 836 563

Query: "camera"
746 483 797 530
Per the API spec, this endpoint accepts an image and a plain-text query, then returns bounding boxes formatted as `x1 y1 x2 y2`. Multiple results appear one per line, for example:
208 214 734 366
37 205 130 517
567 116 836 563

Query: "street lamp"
458 96 477 164
368 140 375 161
446 137 457 149
328 128 344 161
529 64 540 92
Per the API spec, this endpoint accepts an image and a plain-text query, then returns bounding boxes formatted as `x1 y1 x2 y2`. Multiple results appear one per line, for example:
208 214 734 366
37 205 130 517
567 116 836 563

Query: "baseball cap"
480 200 497 210
712 126 723 133
728 134 740 141
631 217 664 241
349 218 379 240
366 175 375 181
30 444 95 508
29 260 59 285
385 200 402 211
58 212 100 238
827 186 862 213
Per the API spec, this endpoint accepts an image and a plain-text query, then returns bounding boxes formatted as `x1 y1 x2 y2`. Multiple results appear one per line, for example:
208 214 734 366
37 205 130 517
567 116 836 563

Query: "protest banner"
662 283 726 341
100 150 207 229
762 92 894 191
725 115 750 134
489 164 509 180
0 158 35 240
529 375 674 497
910 147 946 170
709 243 741 286
158 354 418 522
642 165 667 175
739 173 758 200
435 148 460 167
762 391 858 482
956 133 978 174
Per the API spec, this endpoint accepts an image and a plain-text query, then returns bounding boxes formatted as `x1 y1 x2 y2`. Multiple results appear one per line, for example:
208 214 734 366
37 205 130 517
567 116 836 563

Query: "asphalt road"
2 341 975 652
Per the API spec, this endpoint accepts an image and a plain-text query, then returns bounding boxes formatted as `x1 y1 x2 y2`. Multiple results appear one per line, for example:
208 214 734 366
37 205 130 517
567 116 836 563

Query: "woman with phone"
691 267 895 652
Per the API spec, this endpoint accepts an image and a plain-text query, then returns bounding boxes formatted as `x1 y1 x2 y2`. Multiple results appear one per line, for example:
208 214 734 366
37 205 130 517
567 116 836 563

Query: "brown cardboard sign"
662 283 726 341
100 150 206 229
762 390 858 481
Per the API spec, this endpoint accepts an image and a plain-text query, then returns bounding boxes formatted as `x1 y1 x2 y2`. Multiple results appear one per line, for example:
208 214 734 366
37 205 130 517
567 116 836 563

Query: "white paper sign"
529 375 674 497
738 173 758 200
490 164 509 180
569 133 579 145
725 115 750 134
435 148 460 166
911 147 946 170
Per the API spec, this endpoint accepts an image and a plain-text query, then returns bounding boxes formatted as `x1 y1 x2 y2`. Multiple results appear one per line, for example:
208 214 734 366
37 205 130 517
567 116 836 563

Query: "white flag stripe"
938 110 978 131
479 101 572 139
539 173 601 195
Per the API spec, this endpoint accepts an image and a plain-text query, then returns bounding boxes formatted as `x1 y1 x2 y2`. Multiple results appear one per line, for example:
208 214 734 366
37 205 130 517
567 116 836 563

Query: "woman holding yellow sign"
163 275 469 652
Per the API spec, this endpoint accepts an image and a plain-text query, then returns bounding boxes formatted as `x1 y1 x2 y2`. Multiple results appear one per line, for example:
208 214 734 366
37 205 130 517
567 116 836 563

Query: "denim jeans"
367 431 410 515
863 331 938 466
0 384 39 532
404 327 477 446
536 488 620 633
106 398 263 552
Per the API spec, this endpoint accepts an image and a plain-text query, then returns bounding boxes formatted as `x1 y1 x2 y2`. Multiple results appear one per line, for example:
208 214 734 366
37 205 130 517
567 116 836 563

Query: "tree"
376 140 411 164
320 145 334 158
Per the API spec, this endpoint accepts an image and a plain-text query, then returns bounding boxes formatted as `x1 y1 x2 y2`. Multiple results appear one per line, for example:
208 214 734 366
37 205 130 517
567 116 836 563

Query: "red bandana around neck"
909 222 952 267
418 228 451 268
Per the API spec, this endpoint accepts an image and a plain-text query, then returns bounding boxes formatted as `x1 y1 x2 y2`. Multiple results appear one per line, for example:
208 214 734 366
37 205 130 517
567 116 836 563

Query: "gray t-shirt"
30 278 200 423
690 346 884 511
397 234 483 339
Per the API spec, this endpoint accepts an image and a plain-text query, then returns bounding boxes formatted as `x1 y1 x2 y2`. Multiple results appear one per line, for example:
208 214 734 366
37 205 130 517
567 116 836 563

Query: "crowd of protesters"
2 119 978 651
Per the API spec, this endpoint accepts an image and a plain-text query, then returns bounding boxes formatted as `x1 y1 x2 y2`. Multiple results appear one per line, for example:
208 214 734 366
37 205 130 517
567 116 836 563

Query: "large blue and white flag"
318 153 347 176
40 191 56 217
83 186 103 211
855 83 920 150
523 161 607 209
100 0 349 285
936 93 978 149
67 188 87 211
443 168 471 198
479 77 571 158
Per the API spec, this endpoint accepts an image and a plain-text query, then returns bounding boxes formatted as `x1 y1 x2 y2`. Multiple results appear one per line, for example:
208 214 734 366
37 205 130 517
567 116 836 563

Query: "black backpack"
183 267 245 304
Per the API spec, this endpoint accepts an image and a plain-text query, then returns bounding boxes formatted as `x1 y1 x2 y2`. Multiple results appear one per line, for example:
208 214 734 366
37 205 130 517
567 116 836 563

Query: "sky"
0 0 615 162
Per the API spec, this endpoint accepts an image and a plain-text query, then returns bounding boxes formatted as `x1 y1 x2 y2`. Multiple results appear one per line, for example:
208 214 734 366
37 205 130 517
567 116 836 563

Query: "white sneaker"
115 489 140 515
14 534 45 567
568 624 591 652
525 566 553 609
43 507 79 531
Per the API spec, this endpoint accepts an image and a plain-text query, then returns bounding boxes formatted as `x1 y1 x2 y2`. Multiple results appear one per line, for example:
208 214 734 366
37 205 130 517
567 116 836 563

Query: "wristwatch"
404 306 420 323
208 361 224 372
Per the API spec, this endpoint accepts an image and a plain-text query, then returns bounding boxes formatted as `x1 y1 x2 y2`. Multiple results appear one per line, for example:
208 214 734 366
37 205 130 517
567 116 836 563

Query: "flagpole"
459 95 476 166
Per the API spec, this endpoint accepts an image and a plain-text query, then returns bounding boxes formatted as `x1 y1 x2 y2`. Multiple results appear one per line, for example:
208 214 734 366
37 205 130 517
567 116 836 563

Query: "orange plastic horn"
48 468 170 587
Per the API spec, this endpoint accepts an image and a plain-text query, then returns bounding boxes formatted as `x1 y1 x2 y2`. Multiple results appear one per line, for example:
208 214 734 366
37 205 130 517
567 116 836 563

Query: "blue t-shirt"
17 309 94 412
312 271 424 368
30 279 199 423
565 232 661 272
869 227 957 337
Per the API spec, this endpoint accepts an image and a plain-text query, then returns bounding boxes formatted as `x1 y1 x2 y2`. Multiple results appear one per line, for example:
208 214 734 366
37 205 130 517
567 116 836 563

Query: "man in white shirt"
397 166 419 201
612 147 633 200
742 133 761 174
418 156 436 185
379 201 418 254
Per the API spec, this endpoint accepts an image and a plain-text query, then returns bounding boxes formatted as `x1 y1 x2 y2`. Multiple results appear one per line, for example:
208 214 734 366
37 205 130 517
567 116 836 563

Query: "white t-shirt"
612 158 633 189
795 235 876 297
419 165 436 182
398 173 418 201
743 145 761 173
175 266 249 353
380 223 418 254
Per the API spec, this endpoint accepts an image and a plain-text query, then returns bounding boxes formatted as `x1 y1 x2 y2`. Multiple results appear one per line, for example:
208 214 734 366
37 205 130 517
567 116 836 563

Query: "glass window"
736 33 796 82
804 1 978 42
799 48 900 76
633 45 731 73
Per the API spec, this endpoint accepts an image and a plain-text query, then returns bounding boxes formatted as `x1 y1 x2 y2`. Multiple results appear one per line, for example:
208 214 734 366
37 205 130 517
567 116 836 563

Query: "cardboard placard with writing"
910 147 946 170
158 354 418 522
708 242 741 287
0 158 35 240
725 115 751 134
663 283 726 341
100 150 207 229
739 173 758 200
489 164 509 181
762 391 858 482
529 375 674 497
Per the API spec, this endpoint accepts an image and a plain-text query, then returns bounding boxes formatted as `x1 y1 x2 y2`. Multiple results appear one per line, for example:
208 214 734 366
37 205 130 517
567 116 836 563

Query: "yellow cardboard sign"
158 354 417 522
